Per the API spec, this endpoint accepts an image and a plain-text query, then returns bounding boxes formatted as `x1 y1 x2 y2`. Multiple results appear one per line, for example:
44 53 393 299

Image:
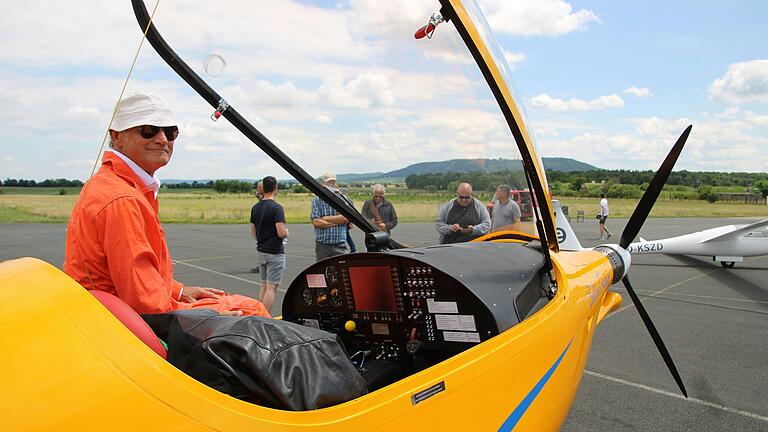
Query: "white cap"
110 92 177 132
320 172 337 183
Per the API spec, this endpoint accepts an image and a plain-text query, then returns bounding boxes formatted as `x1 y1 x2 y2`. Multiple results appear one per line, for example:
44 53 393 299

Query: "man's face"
111 125 175 175
456 187 473 207
325 179 337 189
494 188 506 201
373 190 384 203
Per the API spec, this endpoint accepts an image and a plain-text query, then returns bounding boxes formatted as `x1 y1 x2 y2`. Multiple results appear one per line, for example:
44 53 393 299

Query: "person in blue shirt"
310 172 350 261
250 176 289 311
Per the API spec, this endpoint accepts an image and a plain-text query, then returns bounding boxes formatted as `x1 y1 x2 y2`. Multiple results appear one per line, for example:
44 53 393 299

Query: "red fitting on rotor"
211 98 229 122
414 24 436 39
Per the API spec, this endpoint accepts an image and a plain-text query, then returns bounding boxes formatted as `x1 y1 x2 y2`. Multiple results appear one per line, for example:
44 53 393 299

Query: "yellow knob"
345 320 357 332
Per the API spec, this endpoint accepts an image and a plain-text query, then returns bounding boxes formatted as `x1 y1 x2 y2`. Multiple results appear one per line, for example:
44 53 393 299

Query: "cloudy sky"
1 0 766 182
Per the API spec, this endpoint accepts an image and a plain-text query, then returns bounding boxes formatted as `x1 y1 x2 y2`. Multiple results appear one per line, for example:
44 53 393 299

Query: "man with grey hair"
65 91 269 317
361 183 398 234
435 182 491 244
310 172 349 260
489 184 521 232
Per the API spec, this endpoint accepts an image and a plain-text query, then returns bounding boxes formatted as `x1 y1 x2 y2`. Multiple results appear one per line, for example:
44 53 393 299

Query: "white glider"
552 200 768 268
625 219 768 268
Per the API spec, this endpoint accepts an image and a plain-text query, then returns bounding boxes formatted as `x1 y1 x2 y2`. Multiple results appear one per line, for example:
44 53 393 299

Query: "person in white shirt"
598 193 612 240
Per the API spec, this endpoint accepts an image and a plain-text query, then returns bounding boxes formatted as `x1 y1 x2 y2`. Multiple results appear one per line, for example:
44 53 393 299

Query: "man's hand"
180 286 226 303
378 222 386 230
450 223 462 232
322 214 348 225
461 225 474 234
220 310 243 316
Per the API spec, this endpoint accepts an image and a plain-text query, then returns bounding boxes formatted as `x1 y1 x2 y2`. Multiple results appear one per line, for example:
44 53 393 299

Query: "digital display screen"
348 266 397 312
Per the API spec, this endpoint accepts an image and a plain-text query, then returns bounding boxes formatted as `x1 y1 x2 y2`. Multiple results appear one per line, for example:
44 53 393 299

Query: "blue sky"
1 0 766 181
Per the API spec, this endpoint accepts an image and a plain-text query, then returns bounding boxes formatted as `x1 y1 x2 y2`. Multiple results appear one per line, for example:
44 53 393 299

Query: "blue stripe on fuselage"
497 339 573 431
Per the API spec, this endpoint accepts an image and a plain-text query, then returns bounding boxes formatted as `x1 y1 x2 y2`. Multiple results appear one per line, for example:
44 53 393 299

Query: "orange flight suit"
64 152 270 317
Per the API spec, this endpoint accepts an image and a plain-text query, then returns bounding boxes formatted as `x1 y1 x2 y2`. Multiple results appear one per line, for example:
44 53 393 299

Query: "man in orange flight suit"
64 92 269 317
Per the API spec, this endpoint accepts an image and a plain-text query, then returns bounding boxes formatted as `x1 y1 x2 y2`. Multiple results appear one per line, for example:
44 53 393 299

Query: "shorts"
598 215 608 224
257 251 285 285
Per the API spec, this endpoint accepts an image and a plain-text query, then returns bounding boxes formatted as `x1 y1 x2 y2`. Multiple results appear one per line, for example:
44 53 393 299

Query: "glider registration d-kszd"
1 1 695 430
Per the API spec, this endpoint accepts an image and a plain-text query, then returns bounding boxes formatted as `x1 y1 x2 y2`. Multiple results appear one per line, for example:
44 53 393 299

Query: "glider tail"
552 200 583 251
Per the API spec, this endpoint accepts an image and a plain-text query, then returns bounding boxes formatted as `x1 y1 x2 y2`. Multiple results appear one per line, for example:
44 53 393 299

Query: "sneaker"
607 233 612 239
598 236 605 241
250 267 260 273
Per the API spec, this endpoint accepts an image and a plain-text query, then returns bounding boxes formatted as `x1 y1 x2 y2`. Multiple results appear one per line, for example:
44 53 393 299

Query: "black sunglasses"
457 195 472 200
138 125 179 141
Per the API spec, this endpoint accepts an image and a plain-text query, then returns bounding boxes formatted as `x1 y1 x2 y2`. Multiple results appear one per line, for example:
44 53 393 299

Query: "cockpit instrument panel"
283 242 549 367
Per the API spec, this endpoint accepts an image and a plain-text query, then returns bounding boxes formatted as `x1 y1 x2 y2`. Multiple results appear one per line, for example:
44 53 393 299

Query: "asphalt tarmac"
1 217 766 431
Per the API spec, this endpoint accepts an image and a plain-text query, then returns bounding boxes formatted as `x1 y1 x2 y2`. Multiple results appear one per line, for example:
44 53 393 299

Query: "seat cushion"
88 290 167 359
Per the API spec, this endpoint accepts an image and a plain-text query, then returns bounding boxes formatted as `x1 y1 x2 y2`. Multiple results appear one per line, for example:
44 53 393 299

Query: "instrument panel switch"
344 320 357 332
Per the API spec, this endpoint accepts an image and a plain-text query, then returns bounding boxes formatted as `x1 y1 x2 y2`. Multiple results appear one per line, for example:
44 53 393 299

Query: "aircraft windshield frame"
440 0 558 250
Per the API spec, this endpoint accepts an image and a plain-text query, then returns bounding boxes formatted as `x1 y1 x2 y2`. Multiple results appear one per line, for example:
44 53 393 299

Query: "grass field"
0 189 766 223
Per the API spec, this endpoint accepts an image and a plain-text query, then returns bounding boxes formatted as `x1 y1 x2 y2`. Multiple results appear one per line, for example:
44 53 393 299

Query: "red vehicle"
510 189 534 221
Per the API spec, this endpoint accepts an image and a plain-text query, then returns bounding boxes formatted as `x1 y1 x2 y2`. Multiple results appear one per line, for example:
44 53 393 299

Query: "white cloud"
710 59 768 104
424 50 473 65
623 86 650 98
503 50 526 67
2 0 766 180
530 93 625 111
319 73 395 109
481 0 600 36
536 109 768 171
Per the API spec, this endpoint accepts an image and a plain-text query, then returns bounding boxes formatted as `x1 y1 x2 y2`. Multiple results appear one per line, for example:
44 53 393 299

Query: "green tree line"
2 178 83 187
406 170 768 190
405 171 529 192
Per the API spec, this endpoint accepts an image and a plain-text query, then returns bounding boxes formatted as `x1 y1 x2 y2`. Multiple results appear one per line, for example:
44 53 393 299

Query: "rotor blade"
620 125 692 249
130 0 408 250
622 275 688 397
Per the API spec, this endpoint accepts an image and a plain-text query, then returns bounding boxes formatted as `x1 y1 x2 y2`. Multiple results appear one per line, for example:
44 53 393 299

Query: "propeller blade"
622 275 688 397
620 125 692 249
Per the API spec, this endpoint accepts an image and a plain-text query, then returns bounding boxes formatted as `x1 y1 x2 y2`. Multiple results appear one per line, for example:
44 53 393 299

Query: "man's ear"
109 130 121 150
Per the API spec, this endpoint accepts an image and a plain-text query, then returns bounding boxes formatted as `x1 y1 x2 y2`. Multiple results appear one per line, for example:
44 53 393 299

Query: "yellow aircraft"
0 0 691 430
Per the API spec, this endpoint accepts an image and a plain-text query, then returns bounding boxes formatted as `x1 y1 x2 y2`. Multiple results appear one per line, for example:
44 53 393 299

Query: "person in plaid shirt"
310 172 350 261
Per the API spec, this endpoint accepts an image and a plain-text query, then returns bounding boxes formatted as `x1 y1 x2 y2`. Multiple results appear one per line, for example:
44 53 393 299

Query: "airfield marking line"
605 268 721 320
633 289 768 305
584 370 768 423
633 295 768 315
171 242 253 253
175 248 316 263
172 260 287 293
286 254 320 261
175 254 255 263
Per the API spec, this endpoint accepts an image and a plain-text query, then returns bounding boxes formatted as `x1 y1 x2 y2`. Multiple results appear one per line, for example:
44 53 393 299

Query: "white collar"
106 149 161 198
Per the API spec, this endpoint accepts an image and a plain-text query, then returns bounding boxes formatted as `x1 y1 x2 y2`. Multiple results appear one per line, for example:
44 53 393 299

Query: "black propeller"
619 125 692 398
620 125 692 249
621 276 687 397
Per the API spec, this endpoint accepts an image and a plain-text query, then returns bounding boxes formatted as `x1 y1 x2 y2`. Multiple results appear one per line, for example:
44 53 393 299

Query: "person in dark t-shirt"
249 176 288 312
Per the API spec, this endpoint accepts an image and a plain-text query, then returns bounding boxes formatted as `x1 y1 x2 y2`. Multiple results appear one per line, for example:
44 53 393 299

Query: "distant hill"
162 158 596 184
337 157 597 182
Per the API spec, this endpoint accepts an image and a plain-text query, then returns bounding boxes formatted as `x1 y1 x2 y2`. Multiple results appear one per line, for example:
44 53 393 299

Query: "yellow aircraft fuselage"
0 245 621 431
